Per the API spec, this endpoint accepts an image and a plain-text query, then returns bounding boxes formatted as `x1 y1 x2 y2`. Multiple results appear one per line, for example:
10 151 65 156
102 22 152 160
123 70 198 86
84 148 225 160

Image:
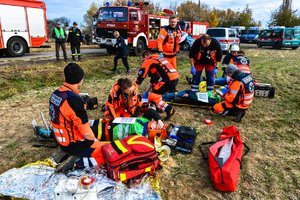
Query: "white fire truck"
0 0 47 57
93 3 209 55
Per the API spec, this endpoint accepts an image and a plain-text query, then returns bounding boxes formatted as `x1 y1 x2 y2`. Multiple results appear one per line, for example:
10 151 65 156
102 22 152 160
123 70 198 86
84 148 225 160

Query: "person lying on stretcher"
90 105 168 142
161 83 222 106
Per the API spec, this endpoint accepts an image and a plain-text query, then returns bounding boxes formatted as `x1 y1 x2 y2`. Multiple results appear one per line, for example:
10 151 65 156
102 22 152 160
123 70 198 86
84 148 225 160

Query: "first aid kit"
102 135 159 182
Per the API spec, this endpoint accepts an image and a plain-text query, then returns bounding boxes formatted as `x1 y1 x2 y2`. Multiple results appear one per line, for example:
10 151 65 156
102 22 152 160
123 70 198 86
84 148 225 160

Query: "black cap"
73 22 78 25
64 63 84 84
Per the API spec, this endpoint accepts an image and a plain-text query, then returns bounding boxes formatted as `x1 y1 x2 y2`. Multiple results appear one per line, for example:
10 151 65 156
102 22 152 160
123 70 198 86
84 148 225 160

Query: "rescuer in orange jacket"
216 46 251 85
213 64 254 122
189 34 222 92
136 50 179 120
49 63 105 170
157 15 181 69
105 78 142 119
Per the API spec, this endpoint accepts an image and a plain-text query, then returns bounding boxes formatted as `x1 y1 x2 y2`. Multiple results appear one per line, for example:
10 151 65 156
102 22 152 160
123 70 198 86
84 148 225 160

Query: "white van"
206 27 240 51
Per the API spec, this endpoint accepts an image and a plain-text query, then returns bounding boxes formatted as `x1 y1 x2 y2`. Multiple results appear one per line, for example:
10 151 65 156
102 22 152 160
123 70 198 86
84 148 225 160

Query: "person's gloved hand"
216 86 229 96
159 52 164 58
212 67 218 75
190 65 196 76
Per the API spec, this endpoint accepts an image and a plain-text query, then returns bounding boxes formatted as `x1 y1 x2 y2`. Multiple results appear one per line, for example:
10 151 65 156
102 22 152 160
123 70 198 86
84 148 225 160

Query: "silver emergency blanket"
0 165 161 200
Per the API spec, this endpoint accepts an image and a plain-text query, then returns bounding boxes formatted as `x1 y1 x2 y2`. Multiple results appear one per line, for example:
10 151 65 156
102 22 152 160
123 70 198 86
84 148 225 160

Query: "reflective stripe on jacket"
49 83 93 146
54 28 65 39
105 83 141 118
225 72 254 109
157 26 181 56
136 54 179 86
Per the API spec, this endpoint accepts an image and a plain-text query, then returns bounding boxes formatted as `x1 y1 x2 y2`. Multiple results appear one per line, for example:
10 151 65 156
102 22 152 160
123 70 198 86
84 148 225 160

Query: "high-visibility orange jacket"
105 82 141 119
223 54 251 74
49 82 95 147
136 54 179 86
157 25 181 56
225 72 254 109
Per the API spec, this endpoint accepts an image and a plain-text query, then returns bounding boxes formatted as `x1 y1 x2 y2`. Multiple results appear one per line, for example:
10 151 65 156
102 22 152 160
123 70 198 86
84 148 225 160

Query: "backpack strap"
199 142 214 160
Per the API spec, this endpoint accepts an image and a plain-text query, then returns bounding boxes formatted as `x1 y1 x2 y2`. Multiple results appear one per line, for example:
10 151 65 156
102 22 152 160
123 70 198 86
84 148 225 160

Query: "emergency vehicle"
0 0 47 57
93 3 209 55
239 26 263 43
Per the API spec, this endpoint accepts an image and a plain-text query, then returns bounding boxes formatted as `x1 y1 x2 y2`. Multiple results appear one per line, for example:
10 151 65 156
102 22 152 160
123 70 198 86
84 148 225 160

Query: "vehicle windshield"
259 30 274 38
248 30 259 34
207 29 225 37
284 29 300 38
98 7 128 22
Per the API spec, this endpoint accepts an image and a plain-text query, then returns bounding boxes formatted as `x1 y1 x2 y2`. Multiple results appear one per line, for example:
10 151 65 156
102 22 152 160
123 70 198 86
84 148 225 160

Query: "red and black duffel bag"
102 135 159 182
200 126 249 192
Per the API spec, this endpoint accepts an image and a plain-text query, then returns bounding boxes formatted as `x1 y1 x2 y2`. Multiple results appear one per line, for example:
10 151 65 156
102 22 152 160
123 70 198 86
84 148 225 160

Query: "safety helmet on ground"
230 45 240 52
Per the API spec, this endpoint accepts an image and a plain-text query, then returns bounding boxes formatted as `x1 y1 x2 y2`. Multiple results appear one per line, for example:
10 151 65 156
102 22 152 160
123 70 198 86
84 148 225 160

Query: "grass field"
0 44 299 199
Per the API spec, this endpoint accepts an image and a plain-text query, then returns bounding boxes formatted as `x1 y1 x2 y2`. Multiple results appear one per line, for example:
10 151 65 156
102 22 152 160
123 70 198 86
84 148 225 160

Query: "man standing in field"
189 34 222 92
157 15 181 69
67 22 83 61
52 22 67 62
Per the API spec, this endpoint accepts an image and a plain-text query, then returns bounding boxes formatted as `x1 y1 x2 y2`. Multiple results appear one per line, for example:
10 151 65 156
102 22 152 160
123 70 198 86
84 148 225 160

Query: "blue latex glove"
191 66 196 75
216 86 229 96
142 91 148 99
212 67 218 75
159 52 164 58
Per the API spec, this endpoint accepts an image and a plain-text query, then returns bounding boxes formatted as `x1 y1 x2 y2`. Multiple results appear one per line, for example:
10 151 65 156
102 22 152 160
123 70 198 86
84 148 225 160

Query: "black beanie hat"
64 62 84 84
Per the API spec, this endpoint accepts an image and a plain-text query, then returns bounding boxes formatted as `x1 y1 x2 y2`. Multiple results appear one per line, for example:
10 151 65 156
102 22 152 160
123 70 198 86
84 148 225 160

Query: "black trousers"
153 79 179 94
114 54 129 71
55 42 67 61
70 43 81 58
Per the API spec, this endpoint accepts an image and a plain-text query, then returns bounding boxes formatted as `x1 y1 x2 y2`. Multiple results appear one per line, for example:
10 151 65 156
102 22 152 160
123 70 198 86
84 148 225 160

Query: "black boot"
72 56 76 61
55 155 80 173
164 105 176 121
78 55 81 61
235 109 246 122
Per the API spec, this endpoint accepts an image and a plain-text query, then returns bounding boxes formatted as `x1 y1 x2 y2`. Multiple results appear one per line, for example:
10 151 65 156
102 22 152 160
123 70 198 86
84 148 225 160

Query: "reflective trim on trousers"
162 103 168 111
191 84 199 92
207 86 214 91
89 157 98 166
83 157 89 167
55 136 66 143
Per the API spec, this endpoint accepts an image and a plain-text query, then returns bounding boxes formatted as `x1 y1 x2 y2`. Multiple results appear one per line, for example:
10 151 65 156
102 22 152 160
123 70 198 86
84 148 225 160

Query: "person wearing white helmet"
215 45 251 85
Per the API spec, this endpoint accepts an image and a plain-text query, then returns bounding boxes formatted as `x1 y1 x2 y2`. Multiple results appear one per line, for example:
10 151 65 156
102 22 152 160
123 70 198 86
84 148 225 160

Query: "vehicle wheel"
182 42 190 50
106 47 116 55
292 46 299 50
7 37 27 57
273 41 282 49
257 42 262 48
134 39 145 56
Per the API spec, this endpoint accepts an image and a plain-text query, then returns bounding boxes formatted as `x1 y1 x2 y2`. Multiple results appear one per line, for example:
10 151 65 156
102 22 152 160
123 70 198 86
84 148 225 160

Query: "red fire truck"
93 4 209 55
0 0 47 57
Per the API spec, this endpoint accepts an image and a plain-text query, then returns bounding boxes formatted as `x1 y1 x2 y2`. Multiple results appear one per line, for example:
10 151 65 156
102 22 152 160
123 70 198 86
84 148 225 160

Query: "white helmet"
230 45 240 52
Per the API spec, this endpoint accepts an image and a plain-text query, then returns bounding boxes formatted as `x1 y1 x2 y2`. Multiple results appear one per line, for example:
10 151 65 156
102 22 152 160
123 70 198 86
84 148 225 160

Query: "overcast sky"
44 0 300 27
